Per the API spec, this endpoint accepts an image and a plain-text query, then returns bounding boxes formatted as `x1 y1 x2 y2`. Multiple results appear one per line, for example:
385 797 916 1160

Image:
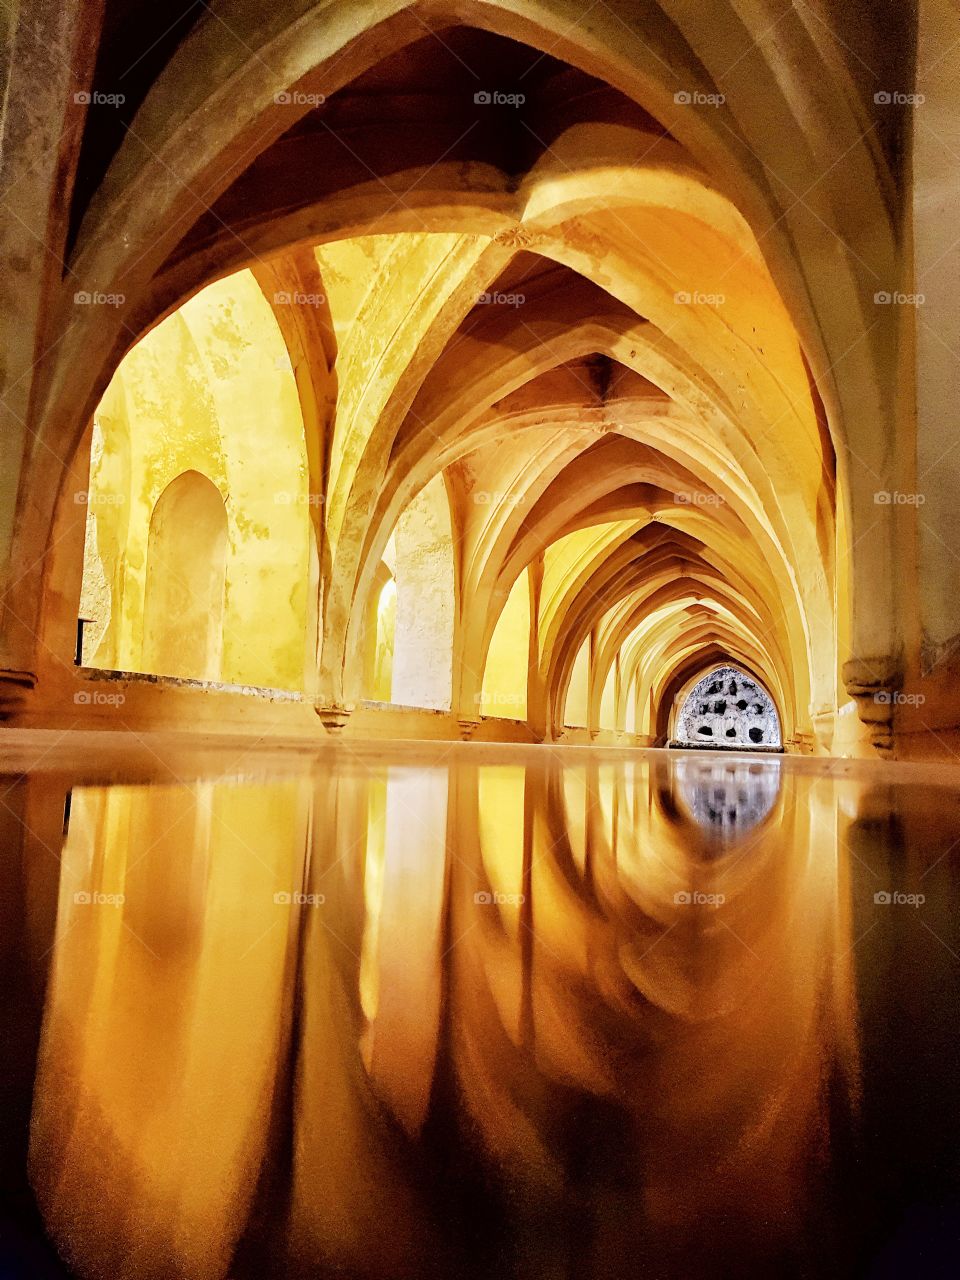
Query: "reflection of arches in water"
141 471 227 681
672 756 782 839
674 665 782 750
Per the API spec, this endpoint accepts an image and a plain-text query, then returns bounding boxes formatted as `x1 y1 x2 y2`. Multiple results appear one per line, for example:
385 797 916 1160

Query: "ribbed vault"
0 1 919 755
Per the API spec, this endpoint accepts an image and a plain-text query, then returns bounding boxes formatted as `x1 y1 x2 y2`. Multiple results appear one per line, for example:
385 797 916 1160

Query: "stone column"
914 0 960 673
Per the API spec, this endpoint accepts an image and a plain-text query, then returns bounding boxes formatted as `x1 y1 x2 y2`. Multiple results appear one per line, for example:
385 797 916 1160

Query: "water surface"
2 743 959 1278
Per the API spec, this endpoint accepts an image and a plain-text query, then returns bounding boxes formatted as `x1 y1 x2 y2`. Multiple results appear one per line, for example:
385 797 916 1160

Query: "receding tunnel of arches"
25 6 903 758
2 4 959 1277
66 190 837 744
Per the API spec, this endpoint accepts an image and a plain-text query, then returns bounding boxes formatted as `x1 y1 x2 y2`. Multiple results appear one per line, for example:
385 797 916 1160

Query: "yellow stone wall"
79 273 312 691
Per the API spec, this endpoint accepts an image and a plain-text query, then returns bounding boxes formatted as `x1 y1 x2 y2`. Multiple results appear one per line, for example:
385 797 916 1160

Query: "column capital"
0 668 37 722
842 655 904 755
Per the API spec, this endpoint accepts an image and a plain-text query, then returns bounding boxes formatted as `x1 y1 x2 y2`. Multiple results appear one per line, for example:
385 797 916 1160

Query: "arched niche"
141 471 227 681
69 269 314 692
673 664 782 751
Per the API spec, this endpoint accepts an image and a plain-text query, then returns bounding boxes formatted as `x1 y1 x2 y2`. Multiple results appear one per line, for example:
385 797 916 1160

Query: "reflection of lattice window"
673 665 781 750
673 757 781 836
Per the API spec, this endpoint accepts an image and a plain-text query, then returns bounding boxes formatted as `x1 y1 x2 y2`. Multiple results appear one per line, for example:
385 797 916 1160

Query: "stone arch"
339 290 831 731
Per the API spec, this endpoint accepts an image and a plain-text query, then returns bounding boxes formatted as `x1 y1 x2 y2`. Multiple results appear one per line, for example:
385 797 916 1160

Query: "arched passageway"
0 1 945 759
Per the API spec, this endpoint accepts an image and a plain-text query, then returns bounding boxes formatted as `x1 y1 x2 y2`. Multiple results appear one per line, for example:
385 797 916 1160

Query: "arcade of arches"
1 0 959 761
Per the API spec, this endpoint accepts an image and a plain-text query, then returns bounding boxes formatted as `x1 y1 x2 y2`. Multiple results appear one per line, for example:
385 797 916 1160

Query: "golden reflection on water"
8 751 960 1278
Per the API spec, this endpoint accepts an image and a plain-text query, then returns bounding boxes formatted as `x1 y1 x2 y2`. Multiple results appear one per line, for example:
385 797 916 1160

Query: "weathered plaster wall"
79 272 312 690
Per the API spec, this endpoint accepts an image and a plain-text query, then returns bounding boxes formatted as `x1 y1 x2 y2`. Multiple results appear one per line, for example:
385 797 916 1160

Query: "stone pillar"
914 0 960 672
526 553 546 739
0 1 98 674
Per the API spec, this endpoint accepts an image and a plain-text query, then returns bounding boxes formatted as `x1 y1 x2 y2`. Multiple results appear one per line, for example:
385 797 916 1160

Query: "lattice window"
674 665 781 749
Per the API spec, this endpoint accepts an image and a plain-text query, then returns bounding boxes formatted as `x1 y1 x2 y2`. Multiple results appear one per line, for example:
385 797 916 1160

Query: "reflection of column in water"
29 779 311 1280
360 767 447 1135
286 766 444 1279
0 777 63 1256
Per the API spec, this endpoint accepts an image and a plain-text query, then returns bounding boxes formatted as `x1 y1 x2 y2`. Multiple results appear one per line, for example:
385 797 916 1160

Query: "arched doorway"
141 472 227 681
673 665 782 750
362 565 397 703
358 473 455 711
